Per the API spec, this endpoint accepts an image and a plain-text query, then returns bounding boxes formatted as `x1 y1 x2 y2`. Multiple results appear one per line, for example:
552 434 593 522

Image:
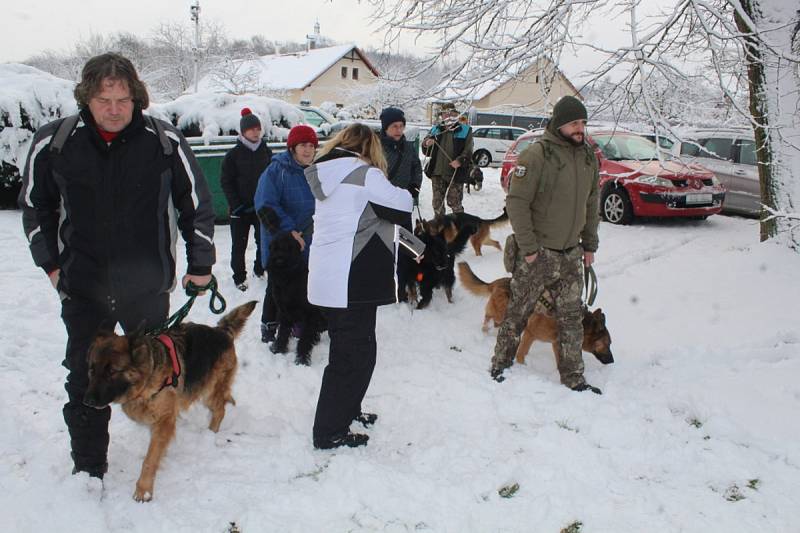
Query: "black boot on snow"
570 382 603 395
354 412 378 427
314 431 369 450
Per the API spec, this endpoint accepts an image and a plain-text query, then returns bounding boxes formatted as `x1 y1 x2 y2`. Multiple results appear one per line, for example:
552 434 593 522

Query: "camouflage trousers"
491 246 586 388
431 174 464 216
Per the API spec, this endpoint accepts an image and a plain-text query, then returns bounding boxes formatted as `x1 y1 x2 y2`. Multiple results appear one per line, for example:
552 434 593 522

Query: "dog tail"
218 300 258 339
457 262 492 296
486 208 509 228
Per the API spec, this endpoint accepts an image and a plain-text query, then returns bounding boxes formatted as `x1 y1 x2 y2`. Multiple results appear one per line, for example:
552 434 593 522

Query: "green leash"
147 275 227 336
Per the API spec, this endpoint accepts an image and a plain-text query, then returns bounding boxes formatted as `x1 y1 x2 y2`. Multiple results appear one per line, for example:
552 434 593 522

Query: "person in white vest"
304 123 413 449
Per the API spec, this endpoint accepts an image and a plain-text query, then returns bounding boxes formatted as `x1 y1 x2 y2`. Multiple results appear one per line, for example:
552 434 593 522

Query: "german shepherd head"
582 308 614 364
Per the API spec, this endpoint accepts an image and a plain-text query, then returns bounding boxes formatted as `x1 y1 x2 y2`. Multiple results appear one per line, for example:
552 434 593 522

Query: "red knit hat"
287 125 319 149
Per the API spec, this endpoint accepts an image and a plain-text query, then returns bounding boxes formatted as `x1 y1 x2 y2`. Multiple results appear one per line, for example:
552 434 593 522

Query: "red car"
500 129 726 224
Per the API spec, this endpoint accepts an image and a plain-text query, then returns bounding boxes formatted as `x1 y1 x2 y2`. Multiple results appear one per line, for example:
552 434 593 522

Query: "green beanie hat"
550 96 587 130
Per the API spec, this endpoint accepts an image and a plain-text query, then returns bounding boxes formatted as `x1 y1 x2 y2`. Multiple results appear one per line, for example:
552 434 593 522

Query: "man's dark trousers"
313 305 378 442
230 212 263 285
61 293 169 475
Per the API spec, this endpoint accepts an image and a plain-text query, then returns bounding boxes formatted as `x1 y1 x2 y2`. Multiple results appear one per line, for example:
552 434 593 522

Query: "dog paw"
294 355 311 366
133 485 153 502
269 343 287 354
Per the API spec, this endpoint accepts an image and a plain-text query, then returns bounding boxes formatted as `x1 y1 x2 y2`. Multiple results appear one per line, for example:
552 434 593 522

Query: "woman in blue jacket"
254 125 318 343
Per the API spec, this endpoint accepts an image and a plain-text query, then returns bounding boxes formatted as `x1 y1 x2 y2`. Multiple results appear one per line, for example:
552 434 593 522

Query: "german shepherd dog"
457 262 614 365
266 232 326 365
83 300 257 502
429 209 508 256
404 219 475 309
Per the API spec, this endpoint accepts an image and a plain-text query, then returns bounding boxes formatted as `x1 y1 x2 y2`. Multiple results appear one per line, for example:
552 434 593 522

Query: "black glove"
408 185 420 206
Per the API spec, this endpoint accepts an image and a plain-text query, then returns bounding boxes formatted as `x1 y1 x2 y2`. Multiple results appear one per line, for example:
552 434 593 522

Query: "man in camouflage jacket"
490 95 602 394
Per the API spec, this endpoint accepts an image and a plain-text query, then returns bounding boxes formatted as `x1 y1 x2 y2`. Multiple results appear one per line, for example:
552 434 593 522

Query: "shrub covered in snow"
149 92 305 143
0 64 77 189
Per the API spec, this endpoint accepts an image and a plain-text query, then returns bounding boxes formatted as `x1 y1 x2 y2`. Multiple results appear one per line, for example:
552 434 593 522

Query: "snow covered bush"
0 64 77 189
148 92 305 142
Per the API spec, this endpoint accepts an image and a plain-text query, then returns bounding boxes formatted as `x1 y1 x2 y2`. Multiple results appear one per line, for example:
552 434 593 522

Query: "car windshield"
593 134 661 161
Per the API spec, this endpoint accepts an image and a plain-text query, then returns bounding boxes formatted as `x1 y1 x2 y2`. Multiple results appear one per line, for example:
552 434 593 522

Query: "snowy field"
1 168 799 532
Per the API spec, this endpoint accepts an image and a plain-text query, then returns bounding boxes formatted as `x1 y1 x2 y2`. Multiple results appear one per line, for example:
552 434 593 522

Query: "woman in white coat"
304 124 413 449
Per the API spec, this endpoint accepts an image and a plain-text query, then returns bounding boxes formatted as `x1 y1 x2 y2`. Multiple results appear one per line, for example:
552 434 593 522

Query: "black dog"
265 232 326 365
404 220 475 309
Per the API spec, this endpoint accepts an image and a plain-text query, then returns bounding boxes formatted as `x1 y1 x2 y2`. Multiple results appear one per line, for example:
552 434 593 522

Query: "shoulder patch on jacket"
514 165 527 178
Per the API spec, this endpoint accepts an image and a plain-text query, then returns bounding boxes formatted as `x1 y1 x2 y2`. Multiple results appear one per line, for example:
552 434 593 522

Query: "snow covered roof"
197 44 380 94
0 63 77 169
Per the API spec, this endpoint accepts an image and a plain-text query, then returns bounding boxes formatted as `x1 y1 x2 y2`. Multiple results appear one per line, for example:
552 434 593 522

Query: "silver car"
671 128 760 216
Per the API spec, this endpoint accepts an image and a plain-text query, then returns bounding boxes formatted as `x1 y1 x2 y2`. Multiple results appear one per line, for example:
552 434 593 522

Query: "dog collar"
155 334 181 388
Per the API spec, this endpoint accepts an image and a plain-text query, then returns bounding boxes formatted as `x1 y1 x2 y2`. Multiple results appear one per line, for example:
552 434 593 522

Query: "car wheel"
474 150 491 168
601 187 634 225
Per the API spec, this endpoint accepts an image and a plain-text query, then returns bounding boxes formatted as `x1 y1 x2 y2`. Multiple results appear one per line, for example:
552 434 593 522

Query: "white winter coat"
304 150 413 308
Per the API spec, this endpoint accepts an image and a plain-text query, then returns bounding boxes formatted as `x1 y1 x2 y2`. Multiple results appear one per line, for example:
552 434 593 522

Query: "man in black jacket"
379 107 423 301
220 108 273 291
19 53 216 479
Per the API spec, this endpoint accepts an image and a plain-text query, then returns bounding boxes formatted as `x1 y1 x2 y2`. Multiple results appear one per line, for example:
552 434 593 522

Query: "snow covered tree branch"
367 0 800 250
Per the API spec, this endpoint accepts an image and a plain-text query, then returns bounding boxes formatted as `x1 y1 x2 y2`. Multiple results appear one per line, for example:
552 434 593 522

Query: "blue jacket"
254 150 315 267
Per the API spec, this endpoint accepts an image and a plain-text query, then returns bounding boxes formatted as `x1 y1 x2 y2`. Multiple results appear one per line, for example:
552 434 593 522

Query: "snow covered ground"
2 168 799 532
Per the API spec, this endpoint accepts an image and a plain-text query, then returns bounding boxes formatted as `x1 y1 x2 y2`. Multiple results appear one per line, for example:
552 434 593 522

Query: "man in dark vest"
221 108 273 291
421 103 473 216
19 53 216 478
379 107 423 301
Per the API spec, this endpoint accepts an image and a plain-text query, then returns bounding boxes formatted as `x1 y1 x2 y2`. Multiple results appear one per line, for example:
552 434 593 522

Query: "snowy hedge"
0 64 78 189
0 64 306 191
148 92 305 143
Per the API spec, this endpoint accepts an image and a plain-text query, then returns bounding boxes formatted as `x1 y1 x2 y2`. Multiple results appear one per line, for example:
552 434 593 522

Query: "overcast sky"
1 0 641 83
1 0 396 62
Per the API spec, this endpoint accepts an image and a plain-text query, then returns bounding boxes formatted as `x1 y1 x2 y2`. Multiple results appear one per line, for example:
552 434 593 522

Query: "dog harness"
155 334 181 388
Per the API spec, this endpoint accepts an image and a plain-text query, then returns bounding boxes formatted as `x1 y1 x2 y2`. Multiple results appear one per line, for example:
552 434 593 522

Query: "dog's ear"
592 308 606 325
129 336 154 370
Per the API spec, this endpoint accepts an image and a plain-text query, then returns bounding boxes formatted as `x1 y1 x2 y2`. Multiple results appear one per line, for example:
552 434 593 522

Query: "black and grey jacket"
220 139 272 213
380 133 422 192
19 108 216 303
304 149 413 308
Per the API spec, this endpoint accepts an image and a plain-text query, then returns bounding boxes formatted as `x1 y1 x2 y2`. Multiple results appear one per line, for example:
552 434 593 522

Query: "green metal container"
188 137 286 224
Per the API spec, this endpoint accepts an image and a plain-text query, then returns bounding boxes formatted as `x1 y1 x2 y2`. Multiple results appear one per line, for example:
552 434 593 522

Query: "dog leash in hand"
147 274 227 336
584 265 598 307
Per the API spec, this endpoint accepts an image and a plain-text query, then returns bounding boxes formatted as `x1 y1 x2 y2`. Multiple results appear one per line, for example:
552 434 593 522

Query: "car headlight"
635 175 674 187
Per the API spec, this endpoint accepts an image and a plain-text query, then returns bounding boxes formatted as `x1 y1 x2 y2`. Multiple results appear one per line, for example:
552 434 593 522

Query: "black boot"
71 452 108 479
314 431 369 450
354 412 378 427
261 322 278 343
570 382 603 395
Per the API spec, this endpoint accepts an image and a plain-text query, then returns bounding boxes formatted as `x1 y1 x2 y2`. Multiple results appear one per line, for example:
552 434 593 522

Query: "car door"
730 138 761 215
486 128 510 160
688 137 736 209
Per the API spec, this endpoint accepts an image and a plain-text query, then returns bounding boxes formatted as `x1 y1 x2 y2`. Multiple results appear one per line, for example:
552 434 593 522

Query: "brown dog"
457 262 613 365
84 300 257 502
428 210 508 256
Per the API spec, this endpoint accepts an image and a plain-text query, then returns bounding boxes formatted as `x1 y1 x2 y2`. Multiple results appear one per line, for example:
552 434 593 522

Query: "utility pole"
190 1 201 93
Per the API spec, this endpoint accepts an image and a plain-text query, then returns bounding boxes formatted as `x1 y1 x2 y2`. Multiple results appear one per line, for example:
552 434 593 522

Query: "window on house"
352 67 359 80
341 67 347 78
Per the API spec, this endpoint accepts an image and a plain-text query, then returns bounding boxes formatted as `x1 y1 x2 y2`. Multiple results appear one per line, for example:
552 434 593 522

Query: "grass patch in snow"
561 520 583 533
498 482 520 498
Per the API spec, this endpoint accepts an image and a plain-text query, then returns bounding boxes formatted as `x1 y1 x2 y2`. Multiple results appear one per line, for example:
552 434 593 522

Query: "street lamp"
190 1 201 93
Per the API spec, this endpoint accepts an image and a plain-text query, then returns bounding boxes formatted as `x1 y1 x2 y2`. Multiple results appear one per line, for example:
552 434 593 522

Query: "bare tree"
368 0 800 249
